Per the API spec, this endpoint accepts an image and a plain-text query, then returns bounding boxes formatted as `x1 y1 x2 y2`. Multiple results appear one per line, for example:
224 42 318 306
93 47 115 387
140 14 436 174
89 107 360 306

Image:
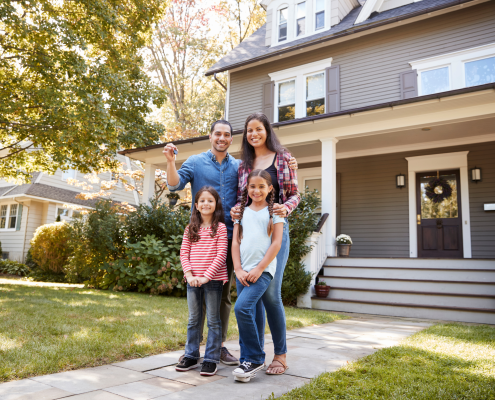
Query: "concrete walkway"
1 315 433 400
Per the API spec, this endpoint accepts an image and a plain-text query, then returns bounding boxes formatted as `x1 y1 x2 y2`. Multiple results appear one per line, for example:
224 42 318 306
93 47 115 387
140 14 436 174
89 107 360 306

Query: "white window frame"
111 172 123 188
269 58 332 122
278 5 289 42
410 43 495 96
314 0 326 31
0 204 18 231
55 206 83 221
61 169 77 181
295 1 306 37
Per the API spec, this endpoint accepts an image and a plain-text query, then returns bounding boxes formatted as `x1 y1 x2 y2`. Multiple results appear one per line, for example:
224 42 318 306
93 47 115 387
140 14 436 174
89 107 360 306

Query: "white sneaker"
232 361 264 381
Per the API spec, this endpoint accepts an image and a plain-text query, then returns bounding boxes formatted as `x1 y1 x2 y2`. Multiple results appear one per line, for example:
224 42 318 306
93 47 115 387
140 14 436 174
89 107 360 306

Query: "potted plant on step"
315 281 330 298
336 234 353 257
166 192 181 206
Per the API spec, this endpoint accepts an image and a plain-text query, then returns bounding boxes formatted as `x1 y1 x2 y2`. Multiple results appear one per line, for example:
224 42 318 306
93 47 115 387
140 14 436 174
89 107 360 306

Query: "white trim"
268 58 332 81
354 0 380 24
143 164 157 205
0 203 18 231
34 173 43 183
336 133 495 159
225 71 231 120
61 169 77 182
410 43 495 95
0 194 93 209
320 137 338 256
125 156 141 206
405 151 472 259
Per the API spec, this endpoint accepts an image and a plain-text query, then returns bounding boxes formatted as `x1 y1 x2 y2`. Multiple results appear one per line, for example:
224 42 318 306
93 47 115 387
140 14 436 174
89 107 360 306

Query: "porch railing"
297 213 329 308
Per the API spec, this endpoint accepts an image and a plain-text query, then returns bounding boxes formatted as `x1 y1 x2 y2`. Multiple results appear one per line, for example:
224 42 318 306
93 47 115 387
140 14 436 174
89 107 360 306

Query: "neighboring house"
0 155 140 262
122 0 495 323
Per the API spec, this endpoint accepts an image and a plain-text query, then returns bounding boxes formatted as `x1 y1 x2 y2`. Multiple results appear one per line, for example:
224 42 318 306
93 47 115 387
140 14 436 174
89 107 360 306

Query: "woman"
231 112 300 375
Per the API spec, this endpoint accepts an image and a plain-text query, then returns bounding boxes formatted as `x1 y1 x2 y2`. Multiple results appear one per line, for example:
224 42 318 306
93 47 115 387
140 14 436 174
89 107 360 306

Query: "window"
62 169 76 181
0 205 7 229
0 204 19 230
278 8 288 42
269 58 332 122
296 2 306 36
111 172 123 188
315 0 325 30
57 208 70 218
278 80 296 122
306 73 325 116
56 207 82 220
410 43 495 95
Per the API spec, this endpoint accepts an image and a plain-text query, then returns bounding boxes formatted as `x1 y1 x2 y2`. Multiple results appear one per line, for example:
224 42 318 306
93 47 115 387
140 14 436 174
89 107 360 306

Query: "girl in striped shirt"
177 186 228 376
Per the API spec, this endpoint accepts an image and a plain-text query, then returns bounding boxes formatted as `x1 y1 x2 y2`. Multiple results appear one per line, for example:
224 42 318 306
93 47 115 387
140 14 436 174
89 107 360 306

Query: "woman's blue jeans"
185 280 223 363
255 220 290 355
235 272 272 365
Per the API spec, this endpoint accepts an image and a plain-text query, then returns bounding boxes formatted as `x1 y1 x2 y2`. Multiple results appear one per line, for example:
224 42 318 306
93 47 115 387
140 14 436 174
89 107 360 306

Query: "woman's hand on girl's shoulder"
288 154 298 170
272 203 288 217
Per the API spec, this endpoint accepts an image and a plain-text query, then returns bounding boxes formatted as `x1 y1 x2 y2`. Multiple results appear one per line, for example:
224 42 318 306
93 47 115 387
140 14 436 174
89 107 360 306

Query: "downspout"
13 197 30 263
214 73 227 91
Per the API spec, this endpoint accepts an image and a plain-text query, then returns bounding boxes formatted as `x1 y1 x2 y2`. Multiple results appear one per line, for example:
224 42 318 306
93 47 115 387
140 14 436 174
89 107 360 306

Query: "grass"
276 323 495 400
0 277 345 382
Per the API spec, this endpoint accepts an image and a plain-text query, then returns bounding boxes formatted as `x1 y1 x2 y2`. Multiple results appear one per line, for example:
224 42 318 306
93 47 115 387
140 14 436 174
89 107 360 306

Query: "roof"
119 82 495 155
206 0 475 75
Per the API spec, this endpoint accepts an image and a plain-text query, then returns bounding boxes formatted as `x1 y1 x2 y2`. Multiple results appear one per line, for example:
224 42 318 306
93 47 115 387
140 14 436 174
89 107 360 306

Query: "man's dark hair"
210 119 233 135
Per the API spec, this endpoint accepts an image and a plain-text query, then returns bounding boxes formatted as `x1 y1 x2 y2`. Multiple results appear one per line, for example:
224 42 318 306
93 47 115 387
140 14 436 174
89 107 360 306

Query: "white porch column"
143 163 157 206
320 138 338 256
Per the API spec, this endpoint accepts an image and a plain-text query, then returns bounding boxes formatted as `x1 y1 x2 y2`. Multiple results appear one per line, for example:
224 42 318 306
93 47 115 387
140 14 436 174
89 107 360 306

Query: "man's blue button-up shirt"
167 150 240 239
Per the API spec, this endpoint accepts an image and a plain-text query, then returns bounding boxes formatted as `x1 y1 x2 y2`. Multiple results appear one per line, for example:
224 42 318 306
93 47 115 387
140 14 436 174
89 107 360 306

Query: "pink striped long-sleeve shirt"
180 223 228 283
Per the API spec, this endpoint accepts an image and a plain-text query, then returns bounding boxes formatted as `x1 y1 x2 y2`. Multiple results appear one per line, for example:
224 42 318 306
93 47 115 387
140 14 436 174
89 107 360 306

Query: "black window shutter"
262 81 275 122
325 65 340 113
400 70 418 99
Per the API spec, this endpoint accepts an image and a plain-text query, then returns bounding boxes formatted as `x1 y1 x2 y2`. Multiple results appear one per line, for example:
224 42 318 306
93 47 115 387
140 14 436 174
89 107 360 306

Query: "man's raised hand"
163 144 178 162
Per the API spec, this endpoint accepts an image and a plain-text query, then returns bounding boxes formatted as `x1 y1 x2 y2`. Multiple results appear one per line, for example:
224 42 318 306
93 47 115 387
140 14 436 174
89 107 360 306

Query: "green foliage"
282 189 321 305
0 260 30 276
55 215 61 222
0 241 2 257
30 222 72 273
0 0 166 183
28 269 68 283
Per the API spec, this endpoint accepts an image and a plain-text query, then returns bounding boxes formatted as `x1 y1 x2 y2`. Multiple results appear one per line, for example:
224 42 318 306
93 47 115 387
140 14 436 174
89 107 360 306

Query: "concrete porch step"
324 257 495 269
311 297 495 324
324 286 495 309
319 276 495 295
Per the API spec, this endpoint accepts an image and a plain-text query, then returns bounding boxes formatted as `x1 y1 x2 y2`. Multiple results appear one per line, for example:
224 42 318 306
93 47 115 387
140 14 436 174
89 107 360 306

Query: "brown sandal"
266 359 289 375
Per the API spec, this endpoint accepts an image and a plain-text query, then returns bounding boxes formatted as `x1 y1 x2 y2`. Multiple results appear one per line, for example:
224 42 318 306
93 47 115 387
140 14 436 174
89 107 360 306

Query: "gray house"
122 0 495 323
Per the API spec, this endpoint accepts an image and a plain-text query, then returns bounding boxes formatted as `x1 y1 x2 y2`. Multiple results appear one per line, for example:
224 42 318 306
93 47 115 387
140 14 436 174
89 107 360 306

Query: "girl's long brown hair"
189 186 225 243
237 169 275 244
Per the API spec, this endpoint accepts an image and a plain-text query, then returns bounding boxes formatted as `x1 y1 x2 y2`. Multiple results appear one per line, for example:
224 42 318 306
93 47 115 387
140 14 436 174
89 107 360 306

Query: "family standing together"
163 113 300 383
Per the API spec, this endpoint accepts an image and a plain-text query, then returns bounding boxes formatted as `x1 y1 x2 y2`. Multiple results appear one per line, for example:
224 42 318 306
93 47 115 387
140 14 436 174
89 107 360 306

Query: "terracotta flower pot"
338 244 351 257
314 285 330 298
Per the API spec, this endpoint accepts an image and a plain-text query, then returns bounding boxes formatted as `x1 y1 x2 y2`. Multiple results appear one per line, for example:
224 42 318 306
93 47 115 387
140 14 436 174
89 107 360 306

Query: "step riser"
320 277 495 295
325 289 495 309
325 258 495 269
322 267 495 282
311 299 495 324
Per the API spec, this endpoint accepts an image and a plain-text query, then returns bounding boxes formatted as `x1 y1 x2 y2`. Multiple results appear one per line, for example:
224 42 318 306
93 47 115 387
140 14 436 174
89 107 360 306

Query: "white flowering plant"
336 234 353 245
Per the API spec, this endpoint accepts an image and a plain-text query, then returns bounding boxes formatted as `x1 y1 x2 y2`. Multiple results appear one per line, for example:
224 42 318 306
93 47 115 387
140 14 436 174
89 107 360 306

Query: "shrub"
30 222 72 273
282 189 321 305
0 260 30 276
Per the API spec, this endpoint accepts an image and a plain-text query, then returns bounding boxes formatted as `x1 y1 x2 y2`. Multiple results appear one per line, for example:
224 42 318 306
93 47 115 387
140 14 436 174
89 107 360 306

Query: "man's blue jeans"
255 220 290 355
185 280 223 363
235 272 273 365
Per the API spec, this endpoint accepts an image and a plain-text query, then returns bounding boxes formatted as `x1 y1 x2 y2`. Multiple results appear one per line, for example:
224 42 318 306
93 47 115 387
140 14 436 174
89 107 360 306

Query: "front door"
417 170 463 258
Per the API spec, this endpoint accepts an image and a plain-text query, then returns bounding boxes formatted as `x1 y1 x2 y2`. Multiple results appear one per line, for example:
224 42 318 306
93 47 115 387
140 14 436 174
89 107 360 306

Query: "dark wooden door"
417 170 463 258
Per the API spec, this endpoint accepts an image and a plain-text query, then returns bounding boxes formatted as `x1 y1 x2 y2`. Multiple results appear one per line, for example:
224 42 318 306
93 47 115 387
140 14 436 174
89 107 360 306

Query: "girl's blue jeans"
185 280 223 363
255 220 290 355
235 272 273 365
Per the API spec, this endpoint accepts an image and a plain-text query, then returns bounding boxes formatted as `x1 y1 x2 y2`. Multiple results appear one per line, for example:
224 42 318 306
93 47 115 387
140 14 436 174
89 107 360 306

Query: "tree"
0 0 167 183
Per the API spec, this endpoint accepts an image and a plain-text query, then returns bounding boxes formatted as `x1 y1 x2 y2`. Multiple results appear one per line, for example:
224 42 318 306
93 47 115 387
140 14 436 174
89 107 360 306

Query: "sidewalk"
1 315 433 400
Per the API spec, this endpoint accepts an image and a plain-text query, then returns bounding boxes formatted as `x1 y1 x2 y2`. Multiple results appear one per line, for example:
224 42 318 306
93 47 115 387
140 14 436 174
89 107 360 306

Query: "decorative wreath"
424 177 453 204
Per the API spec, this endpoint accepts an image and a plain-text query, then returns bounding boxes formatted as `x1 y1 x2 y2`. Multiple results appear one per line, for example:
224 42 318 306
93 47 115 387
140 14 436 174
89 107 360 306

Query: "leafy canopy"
0 0 167 183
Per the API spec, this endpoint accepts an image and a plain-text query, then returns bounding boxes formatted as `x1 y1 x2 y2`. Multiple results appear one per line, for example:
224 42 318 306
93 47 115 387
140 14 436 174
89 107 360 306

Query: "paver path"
1 315 433 400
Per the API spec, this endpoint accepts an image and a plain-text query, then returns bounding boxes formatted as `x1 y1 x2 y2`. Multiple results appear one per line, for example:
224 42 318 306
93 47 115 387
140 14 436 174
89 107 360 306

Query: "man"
163 120 296 365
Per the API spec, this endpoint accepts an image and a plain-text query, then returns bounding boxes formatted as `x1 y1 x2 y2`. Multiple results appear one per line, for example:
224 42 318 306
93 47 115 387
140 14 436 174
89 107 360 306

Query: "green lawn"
276 323 495 400
0 277 345 382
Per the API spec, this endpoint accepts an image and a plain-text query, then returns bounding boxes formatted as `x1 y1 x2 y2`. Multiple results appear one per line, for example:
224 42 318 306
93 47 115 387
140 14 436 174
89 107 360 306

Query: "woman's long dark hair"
240 113 287 170
237 169 275 244
188 186 225 243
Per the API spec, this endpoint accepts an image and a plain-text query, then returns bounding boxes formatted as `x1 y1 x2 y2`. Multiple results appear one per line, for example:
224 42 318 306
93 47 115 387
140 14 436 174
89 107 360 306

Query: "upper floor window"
0 204 18 230
62 169 76 181
278 8 288 42
296 2 306 36
315 0 325 30
410 43 495 96
306 72 325 116
278 80 296 121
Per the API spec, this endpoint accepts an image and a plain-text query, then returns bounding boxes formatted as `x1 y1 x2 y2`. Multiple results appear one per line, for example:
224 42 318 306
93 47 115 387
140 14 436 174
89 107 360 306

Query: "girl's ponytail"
267 189 274 237
237 187 248 243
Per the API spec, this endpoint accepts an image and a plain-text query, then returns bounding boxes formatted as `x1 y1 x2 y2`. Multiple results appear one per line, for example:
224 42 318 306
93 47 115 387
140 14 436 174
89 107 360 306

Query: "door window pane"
0 205 7 229
420 173 458 219
279 8 288 41
9 204 17 229
421 67 450 95
315 0 325 29
465 56 495 87
297 2 305 36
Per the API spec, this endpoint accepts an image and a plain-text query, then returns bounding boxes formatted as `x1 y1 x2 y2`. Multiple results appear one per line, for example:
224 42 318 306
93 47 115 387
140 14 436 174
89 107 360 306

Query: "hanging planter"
336 234 353 257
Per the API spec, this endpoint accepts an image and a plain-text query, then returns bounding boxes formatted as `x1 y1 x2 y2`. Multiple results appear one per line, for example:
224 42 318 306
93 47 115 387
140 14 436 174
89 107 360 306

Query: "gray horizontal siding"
336 141 495 259
228 2 495 130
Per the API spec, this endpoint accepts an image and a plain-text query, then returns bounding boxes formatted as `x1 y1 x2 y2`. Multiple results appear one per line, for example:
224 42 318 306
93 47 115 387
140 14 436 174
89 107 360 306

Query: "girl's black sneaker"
200 361 218 376
175 357 198 371
232 361 264 381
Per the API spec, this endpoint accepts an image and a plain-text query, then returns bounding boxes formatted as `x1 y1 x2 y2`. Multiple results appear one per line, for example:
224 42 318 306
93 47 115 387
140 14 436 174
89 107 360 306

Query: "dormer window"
296 2 306 36
315 0 325 30
278 8 288 42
